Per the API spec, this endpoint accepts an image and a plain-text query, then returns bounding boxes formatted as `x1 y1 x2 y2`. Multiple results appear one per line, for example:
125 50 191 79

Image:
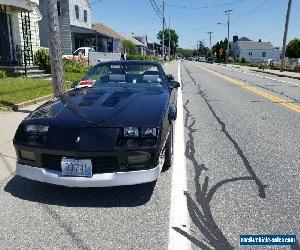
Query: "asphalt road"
0 61 299 250
180 61 299 249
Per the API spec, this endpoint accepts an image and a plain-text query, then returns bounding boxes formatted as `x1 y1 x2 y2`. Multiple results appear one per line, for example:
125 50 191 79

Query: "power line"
149 0 162 19
165 0 245 10
152 0 162 15
90 0 105 5
232 0 270 22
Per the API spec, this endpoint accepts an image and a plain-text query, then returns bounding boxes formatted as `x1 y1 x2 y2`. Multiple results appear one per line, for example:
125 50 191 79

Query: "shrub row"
126 55 161 61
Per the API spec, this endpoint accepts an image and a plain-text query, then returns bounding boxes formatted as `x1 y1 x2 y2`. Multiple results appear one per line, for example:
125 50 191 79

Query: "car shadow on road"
173 64 268 249
4 176 156 207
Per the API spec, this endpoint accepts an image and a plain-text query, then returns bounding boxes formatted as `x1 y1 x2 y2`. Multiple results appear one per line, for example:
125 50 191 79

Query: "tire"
162 124 174 171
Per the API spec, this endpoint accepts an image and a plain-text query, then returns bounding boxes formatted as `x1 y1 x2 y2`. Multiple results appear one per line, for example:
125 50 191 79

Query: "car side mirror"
169 80 180 89
167 74 174 81
71 81 79 89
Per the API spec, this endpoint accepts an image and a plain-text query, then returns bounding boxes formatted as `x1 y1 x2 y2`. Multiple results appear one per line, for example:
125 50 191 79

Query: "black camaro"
13 60 180 187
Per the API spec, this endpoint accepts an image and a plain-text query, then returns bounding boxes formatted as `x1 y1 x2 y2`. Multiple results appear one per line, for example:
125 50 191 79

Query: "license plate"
61 158 92 177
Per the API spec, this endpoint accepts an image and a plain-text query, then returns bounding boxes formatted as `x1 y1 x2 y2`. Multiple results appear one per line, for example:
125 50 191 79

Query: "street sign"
219 48 224 55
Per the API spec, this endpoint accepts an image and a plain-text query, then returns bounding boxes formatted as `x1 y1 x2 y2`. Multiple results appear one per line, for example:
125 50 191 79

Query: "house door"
0 6 12 66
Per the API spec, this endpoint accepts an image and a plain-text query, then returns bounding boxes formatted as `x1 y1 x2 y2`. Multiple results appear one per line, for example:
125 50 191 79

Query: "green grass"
64 72 85 82
0 77 72 109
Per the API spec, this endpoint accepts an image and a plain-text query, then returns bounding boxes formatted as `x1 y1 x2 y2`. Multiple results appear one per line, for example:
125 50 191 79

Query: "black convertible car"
13 61 180 187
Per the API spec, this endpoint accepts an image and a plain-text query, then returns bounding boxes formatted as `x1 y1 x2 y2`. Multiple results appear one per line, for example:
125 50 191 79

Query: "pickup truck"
63 47 121 66
62 47 95 61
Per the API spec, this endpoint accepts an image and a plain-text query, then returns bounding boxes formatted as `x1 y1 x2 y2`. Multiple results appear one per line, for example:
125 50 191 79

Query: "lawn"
0 77 73 109
64 72 85 82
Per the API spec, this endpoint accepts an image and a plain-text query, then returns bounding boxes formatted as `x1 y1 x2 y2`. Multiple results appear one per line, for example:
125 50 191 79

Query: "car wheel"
162 123 174 171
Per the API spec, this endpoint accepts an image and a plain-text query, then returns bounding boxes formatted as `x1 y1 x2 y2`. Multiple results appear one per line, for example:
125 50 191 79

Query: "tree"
122 40 138 55
212 38 228 61
286 38 300 58
176 48 196 58
157 29 179 56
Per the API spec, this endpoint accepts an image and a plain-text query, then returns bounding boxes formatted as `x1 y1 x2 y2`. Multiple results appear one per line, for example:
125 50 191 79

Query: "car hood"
24 87 170 128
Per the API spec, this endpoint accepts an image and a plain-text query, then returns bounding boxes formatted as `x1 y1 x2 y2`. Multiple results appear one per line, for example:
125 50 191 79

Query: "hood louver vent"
102 92 133 107
79 91 106 107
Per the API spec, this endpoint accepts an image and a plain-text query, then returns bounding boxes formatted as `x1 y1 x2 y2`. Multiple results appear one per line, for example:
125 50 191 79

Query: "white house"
230 36 281 62
0 0 41 66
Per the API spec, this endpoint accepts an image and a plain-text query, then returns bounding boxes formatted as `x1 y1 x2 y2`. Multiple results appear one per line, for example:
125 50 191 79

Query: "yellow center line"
193 63 300 113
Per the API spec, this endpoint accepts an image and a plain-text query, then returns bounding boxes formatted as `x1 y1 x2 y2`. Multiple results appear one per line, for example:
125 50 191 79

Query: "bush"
293 65 300 72
122 40 138 55
258 64 266 70
240 57 246 64
126 55 160 61
63 60 92 74
33 48 51 73
0 69 7 78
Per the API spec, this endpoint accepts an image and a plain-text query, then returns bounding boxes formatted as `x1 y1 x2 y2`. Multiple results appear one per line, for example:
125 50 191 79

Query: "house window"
262 51 266 57
75 5 79 19
57 1 61 16
248 51 252 56
84 10 87 22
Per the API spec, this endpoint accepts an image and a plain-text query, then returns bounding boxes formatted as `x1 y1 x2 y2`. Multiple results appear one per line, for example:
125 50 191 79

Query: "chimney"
233 35 238 42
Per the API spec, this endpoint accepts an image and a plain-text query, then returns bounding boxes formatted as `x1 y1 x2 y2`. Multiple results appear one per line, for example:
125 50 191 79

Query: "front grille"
42 154 118 174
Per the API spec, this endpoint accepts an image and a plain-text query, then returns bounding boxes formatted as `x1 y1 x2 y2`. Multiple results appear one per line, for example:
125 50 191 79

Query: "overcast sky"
91 0 300 49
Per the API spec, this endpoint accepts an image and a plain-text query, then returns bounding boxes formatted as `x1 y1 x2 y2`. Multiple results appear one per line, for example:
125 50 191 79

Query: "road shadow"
173 63 267 249
0 100 17 110
14 109 32 114
4 175 156 207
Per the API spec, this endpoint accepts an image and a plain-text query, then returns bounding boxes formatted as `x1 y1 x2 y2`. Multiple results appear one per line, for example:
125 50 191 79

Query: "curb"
250 69 300 80
0 94 53 112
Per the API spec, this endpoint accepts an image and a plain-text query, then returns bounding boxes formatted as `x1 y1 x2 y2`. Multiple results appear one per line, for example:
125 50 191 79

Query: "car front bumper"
16 163 162 187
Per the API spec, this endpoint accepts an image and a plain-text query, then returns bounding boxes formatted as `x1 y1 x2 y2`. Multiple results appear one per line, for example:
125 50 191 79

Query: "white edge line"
168 61 191 250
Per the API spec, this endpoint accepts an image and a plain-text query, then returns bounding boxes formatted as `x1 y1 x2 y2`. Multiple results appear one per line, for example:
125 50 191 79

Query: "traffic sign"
219 48 224 55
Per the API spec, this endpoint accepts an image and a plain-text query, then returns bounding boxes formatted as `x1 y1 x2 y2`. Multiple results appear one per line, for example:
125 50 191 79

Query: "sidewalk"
251 68 300 80
219 63 300 80
0 103 42 182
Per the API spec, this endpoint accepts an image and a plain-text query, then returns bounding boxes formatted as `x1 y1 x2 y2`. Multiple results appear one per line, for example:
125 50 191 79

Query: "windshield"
82 63 165 88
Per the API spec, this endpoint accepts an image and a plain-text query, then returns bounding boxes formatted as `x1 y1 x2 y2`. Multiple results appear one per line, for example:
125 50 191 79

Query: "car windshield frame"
81 61 167 89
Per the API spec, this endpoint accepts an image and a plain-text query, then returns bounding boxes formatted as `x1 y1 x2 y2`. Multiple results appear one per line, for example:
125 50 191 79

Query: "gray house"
38 0 101 55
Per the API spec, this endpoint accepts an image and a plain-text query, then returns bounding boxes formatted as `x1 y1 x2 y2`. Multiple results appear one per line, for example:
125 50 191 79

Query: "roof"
92 23 124 40
236 41 274 50
0 0 33 11
71 25 100 35
120 34 145 47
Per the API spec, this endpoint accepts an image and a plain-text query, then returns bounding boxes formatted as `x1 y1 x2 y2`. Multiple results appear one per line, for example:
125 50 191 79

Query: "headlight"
38 125 49 133
25 125 38 133
25 125 49 134
124 127 139 137
141 128 157 137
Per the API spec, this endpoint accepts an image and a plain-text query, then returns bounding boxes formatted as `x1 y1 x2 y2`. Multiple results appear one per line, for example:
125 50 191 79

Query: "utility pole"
168 16 171 62
224 9 233 64
281 0 292 71
207 32 213 48
47 0 64 97
162 0 165 61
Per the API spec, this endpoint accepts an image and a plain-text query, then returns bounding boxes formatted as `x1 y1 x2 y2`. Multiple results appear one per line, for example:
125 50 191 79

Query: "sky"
91 0 300 49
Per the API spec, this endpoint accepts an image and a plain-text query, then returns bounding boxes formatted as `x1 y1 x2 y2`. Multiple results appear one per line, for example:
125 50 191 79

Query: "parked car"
13 61 180 187
206 57 214 64
62 47 95 61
